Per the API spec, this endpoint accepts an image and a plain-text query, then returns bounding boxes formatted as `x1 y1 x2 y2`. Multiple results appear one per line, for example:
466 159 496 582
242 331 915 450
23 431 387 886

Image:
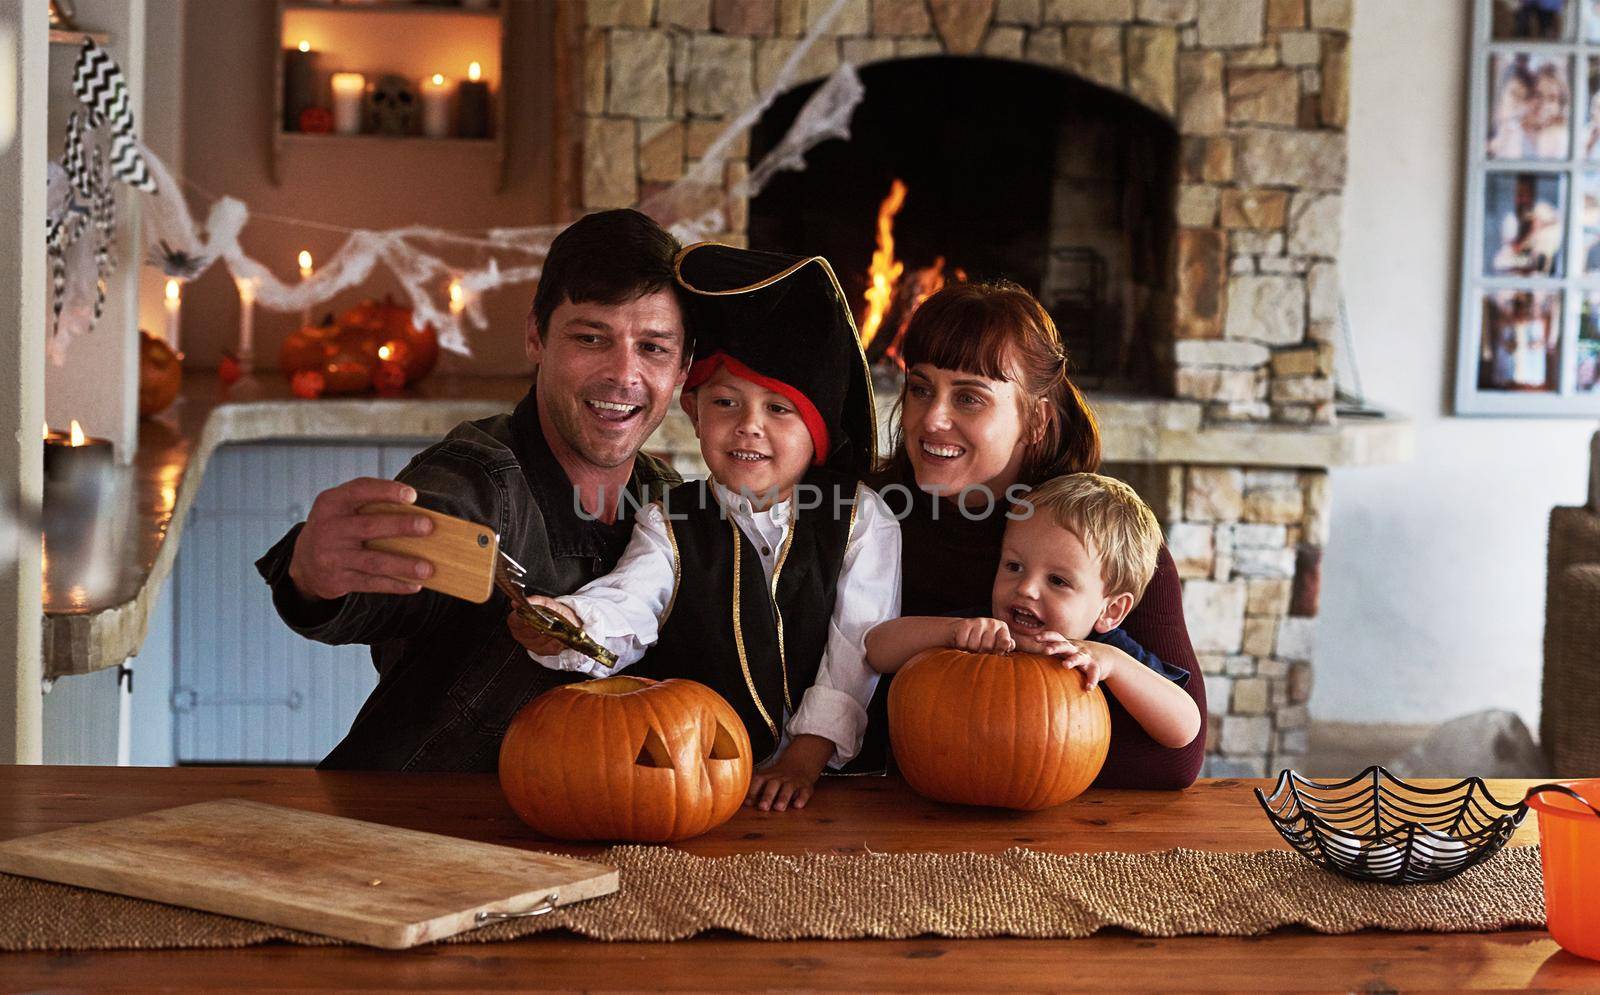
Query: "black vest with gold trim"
630 469 861 764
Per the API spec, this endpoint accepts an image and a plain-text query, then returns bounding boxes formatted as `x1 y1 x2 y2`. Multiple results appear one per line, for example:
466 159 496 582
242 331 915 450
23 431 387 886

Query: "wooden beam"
0 0 48 764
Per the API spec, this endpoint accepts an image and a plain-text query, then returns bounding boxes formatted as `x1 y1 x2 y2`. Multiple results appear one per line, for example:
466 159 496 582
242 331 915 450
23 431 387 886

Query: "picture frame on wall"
1458 0 1600 415
1492 0 1570 40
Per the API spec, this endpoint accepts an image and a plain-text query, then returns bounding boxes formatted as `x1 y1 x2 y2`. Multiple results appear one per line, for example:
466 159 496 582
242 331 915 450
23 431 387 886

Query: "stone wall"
1109 460 1325 776
580 0 1353 426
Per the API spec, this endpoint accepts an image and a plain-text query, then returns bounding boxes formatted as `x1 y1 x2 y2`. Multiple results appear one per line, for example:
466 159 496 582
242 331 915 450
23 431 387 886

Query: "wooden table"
0 766 1593 991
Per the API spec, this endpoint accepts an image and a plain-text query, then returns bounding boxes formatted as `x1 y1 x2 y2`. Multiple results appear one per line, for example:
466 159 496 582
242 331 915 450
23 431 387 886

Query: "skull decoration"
367 74 417 136
499 676 753 842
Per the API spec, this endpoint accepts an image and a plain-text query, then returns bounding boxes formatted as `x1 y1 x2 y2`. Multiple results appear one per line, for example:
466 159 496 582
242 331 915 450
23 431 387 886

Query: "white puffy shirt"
528 480 902 768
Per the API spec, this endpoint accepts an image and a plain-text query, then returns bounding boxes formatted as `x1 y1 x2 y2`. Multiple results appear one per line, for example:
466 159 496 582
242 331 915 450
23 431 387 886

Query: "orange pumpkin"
321 352 373 394
335 296 438 383
374 297 438 383
137 330 182 417
279 321 338 375
499 676 752 842
337 298 383 331
889 648 1110 810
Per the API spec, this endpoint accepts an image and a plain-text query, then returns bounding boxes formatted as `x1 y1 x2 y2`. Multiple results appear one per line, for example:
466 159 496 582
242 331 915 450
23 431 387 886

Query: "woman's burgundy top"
887 482 1208 789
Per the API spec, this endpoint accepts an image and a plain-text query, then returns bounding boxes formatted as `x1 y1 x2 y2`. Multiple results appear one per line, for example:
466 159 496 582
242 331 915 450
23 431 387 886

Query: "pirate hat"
674 242 877 476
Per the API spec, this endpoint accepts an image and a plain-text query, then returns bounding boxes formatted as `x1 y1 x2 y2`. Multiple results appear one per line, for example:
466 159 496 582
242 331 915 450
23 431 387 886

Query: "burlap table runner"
0 844 1545 951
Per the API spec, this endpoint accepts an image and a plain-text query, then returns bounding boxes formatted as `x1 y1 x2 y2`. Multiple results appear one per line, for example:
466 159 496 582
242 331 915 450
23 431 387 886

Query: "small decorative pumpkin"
217 351 242 386
889 648 1111 810
137 330 182 417
279 320 338 375
499 676 753 842
290 368 325 399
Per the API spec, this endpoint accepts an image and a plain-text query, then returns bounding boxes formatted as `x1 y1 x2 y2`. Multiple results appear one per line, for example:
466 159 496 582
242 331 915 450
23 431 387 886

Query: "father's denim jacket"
254 386 679 770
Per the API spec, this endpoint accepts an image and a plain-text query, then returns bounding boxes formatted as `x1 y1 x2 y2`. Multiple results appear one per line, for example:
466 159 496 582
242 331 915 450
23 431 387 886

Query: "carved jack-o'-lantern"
499 676 753 843
279 320 338 375
889 648 1111 810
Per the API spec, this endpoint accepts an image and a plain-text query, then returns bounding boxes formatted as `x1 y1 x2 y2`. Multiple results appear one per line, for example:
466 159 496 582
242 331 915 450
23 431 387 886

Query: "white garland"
47 0 865 359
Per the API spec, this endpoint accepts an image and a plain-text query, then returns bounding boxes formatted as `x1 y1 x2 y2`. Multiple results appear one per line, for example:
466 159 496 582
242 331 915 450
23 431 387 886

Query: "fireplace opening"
748 56 1180 393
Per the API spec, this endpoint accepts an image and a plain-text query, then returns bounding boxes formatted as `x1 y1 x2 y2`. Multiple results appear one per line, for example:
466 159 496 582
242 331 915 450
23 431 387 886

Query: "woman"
865 280 1207 789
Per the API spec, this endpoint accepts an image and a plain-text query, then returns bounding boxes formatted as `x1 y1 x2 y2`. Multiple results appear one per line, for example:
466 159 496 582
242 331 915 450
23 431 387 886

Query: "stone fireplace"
749 54 1178 392
577 0 1394 778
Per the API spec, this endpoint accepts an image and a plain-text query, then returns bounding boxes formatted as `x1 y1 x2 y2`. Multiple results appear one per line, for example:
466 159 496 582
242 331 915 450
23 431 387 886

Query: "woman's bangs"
901 305 1020 382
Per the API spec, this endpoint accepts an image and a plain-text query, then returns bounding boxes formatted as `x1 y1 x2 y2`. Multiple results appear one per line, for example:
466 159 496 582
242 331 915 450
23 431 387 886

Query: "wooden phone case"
359 502 499 603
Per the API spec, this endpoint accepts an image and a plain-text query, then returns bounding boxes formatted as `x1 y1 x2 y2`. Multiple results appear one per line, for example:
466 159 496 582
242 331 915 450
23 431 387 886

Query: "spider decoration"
148 240 211 281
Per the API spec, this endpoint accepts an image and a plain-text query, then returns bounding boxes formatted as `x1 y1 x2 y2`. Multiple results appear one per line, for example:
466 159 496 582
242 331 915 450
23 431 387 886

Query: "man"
255 209 691 770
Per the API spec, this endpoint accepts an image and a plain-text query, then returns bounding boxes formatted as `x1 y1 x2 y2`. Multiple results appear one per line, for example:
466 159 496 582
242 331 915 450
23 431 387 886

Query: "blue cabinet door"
173 442 427 764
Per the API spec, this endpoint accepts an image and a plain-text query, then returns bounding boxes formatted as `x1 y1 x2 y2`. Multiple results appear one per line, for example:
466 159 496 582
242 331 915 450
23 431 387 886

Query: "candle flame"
298 250 313 272
69 420 85 447
431 73 444 86
449 278 465 308
378 344 393 361
165 279 180 302
468 61 481 82
43 421 50 440
297 39 310 53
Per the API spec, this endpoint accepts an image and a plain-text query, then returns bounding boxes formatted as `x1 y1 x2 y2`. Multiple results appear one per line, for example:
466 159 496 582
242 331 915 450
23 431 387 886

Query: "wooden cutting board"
0 799 617 949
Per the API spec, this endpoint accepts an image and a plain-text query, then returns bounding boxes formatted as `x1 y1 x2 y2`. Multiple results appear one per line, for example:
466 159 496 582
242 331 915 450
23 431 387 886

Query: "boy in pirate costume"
512 243 902 812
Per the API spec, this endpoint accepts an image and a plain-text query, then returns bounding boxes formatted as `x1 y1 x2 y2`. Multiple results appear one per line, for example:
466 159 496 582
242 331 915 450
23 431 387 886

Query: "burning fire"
69 420 87 447
860 179 907 352
857 180 964 365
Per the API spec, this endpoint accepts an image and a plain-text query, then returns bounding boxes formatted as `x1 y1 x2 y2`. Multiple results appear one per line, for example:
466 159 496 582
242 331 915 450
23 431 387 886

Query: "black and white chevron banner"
62 112 89 200
109 130 153 192
90 145 113 320
71 39 126 130
71 40 156 192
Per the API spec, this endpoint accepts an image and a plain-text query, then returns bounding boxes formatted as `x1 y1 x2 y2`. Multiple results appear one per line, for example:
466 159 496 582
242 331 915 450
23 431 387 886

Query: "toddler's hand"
1056 640 1115 691
950 616 1015 654
1012 628 1072 658
508 595 579 657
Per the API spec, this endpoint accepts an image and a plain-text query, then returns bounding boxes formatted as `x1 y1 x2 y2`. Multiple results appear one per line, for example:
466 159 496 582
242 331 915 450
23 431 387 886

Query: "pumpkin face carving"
498 676 753 842
889 648 1111 810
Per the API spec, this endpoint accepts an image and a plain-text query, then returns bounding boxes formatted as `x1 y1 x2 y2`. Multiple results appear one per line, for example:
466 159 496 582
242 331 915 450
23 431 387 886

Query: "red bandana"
682 352 831 466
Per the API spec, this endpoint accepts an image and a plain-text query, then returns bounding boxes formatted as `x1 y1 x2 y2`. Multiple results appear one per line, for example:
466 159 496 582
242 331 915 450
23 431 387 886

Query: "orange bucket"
1526 780 1600 961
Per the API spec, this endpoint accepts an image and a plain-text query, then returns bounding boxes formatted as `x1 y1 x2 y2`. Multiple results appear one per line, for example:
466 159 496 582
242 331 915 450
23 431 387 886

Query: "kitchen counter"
0 766 1586 991
41 375 531 680
41 374 1410 680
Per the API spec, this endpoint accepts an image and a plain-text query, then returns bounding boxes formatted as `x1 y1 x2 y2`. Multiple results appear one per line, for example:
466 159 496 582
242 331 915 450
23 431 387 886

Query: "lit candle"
163 278 181 352
422 73 451 139
43 419 114 483
457 61 489 139
235 276 257 375
330 72 365 135
297 250 313 327
283 40 322 133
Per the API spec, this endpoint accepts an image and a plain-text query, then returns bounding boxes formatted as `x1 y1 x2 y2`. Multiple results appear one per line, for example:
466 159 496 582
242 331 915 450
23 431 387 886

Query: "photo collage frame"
1458 0 1600 413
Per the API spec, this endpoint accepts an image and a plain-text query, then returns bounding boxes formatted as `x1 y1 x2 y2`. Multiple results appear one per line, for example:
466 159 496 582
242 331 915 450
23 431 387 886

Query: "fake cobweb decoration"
47 0 867 359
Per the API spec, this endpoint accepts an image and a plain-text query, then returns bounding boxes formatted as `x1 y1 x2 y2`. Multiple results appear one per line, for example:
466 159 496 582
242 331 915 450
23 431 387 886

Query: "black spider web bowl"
1255 766 1529 884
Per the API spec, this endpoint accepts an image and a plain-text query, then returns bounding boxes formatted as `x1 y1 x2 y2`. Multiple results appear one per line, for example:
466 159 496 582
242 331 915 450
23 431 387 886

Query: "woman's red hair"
888 280 1101 485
